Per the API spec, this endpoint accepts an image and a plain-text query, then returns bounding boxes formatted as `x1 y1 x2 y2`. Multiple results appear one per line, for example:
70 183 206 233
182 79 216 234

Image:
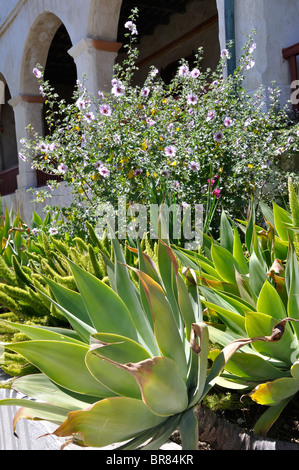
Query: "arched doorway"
0 78 19 196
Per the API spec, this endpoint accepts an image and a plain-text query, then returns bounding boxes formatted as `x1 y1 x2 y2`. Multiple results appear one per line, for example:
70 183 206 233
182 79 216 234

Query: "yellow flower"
78 187 84 194
151 109 156 115
76 126 80 131
171 161 178 167
121 157 130 164
141 141 148 151
248 164 253 169
153 172 157 178
98 143 101 149
162 99 167 104
127 169 134 179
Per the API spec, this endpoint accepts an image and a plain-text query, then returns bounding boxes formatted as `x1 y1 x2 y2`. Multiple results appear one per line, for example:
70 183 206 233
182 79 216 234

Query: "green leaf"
220 210 234 254
141 414 181 450
285 243 299 338
110 237 159 356
253 397 292 436
122 356 189 416
85 333 151 399
6 340 114 398
178 408 199 450
53 397 166 448
224 352 288 381
1 320 84 345
211 244 242 284
256 280 287 321
13 374 99 410
249 376 299 405
232 226 249 274
45 277 93 327
245 311 294 364
273 202 294 242
68 259 139 342
0 398 69 426
248 251 267 297
135 269 188 378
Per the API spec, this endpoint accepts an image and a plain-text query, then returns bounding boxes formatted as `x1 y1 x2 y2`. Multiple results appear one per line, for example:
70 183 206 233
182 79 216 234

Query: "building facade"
0 0 298 223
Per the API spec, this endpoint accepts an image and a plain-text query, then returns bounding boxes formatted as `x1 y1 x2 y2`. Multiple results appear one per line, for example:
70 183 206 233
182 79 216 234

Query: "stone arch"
0 74 18 195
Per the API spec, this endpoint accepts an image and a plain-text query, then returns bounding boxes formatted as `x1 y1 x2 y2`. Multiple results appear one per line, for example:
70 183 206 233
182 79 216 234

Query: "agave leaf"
0 398 69 430
157 239 182 328
248 251 267 297
116 356 189 416
6 340 114 398
220 210 234 254
273 202 294 242
178 407 199 450
201 300 246 336
223 351 289 381
1 320 84 345
285 242 299 338
141 414 181 450
256 279 287 321
110 237 159 356
211 244 243 284
248 377 299 406
189 322 209 406
85 333 150 399
67 259 139 342
245 312 296 364
253 397 292 436
232 226 249 274
13 374 99 410
35 286 95 343
176 272 196 341
52 397 166 448
133 269 187 378
45 277 92 327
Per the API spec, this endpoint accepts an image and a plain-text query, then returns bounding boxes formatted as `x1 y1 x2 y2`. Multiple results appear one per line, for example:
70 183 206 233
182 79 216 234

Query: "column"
9 94 45 189
68 37 122 96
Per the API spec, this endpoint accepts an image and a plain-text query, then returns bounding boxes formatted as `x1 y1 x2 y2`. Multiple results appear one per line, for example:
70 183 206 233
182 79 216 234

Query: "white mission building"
0 0 298 223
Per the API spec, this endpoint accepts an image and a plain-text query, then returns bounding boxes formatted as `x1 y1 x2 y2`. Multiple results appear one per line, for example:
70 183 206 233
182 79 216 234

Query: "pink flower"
33 67 42 78
134 168 143 176
19 152 27 162
214 131 224 142
84 111 95 123
99 104 112 116
190 68 200 78
207 109 216 121
58 163 67 174
112 82 125 97
165 145 177 157
178 64 189 77
99 166 110 178
224 116 233 127
212 188 221 199
187 93 198 105
189 161 200 172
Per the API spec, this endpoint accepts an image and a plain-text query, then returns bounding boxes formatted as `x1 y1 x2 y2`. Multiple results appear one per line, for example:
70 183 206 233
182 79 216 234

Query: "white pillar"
68 37 122 96
9 94 45 189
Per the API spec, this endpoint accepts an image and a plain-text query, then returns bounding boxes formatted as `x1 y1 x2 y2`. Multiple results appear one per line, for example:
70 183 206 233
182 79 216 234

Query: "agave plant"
173 200 299 436
0 224 288 450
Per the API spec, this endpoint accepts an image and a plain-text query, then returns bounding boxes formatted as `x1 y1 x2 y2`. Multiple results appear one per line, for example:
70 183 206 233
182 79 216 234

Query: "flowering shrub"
20 10 299 236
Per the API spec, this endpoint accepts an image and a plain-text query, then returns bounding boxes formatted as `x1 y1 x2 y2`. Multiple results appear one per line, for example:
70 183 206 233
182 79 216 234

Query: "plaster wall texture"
233 0 299 106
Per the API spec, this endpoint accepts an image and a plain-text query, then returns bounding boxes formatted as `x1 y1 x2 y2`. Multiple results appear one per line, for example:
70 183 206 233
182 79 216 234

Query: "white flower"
189 161 199 172
141 87 150 97
207 110 216 121
99 166 110 178
246 59 255 70
221 49 230 59
76 97 86 110
33 67 42 78
84 111 95 123
99 104 112 116
111 82 125 97
214 131 224 142
190 68 200 78
249 43 256 54
58 163 67 174
224 116 233 127
178 64 189 77
124 21 138 35
150 67 159 77
49 227 58 236
165 145 177 157
187 93 198 105
31 228 39 236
